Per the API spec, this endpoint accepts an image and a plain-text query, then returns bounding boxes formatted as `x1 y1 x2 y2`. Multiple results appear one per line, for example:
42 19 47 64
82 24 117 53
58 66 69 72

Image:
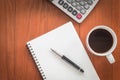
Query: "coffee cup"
86 25 117 64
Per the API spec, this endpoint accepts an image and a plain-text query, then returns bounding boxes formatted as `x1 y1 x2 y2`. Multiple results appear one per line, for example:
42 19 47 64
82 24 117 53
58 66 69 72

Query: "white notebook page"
27 22 100 80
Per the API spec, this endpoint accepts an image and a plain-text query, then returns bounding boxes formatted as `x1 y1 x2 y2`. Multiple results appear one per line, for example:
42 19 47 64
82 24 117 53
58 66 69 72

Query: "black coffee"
88 29 113 53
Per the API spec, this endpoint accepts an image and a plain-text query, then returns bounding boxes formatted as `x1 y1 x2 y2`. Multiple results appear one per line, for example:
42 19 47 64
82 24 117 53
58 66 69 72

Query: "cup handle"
106 54 115 64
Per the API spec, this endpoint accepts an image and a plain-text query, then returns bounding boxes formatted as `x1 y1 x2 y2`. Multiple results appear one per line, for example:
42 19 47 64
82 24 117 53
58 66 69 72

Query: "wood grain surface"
0 0 120 80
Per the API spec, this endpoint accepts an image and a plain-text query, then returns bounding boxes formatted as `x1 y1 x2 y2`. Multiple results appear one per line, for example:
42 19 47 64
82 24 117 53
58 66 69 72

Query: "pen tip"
50 48 54 51
50 48 56 53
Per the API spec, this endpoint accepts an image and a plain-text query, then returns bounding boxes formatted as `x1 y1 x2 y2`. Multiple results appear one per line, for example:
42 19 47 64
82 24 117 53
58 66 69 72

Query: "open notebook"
26 22 100 80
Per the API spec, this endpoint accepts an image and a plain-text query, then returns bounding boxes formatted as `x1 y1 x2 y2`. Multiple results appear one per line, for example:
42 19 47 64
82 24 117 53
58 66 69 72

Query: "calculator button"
76 13 82 19
72 10 78 16
84 3 90 10
79 1 85 6
84 0 93 5
67 6 73 12
87 0 93 5
71 2 78 7
76 5 82 11
75 0 81 2
66 0 74 3
63 3 69 9
80 9 86 14
58 0 64 5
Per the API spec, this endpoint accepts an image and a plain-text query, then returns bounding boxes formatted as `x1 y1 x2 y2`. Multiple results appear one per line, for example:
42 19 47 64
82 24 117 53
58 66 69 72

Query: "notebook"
26 22 100 80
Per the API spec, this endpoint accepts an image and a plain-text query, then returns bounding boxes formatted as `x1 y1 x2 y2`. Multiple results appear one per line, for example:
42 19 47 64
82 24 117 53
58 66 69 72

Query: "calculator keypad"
50 0 99 23
58 0 94 19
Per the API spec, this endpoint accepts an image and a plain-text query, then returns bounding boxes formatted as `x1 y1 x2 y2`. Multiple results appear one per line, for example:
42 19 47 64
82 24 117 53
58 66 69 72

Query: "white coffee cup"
86 25 117 64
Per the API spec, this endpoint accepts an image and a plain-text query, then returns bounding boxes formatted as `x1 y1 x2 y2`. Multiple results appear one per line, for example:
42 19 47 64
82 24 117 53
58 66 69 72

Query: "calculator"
49 0 99 23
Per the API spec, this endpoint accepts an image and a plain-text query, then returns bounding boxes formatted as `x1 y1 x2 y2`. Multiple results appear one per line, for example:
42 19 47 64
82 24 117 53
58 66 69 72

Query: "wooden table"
0 0 120 80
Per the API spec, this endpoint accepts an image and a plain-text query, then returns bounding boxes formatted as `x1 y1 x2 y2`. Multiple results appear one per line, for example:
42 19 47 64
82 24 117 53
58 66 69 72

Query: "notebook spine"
27 43 47 80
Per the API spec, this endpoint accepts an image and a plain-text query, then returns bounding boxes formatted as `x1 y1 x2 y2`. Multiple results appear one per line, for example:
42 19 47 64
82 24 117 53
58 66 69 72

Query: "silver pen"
50 48 84 73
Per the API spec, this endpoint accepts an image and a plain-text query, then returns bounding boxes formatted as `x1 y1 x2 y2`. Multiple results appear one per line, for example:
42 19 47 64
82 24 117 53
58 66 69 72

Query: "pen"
50 48 84 73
